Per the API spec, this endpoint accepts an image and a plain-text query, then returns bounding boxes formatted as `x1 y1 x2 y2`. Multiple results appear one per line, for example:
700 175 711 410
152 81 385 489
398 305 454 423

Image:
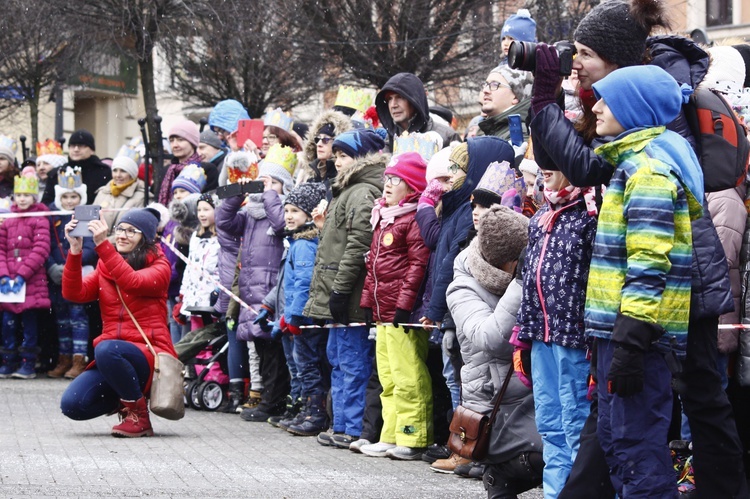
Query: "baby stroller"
175 308 229 411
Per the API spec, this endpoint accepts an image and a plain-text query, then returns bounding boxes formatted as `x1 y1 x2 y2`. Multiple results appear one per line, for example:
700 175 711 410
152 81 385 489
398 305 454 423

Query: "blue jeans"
2 310 39 357
60 340 150 420
293 328 329 398
327 325 373 436
282 333 301 401
226 324 249 382
50 285 89 356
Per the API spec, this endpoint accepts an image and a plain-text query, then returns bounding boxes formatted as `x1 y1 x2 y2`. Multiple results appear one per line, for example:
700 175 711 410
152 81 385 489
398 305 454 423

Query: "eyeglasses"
262 134 278 143
114 225 143 238
383 175 403 186
448 162 462 174
212 127 230 137
481 81 511 91
314 136 333 145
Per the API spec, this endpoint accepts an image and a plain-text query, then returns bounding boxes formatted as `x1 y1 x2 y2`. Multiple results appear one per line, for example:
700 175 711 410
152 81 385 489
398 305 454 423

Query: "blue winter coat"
518 197 597 349
283 226 318 324
423 136 515 323
215 191 285 340
529 35 733 320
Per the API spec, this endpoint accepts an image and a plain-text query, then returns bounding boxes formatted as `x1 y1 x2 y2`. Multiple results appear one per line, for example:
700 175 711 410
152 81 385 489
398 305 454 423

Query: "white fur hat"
54 166 87 208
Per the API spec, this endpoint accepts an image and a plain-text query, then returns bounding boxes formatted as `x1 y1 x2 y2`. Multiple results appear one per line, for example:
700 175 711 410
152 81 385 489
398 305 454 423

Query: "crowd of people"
2 0 750 496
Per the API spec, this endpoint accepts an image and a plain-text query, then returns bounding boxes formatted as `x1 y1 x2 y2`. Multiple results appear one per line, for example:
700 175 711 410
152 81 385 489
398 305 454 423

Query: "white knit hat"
699 46 747 95
111 156 139 181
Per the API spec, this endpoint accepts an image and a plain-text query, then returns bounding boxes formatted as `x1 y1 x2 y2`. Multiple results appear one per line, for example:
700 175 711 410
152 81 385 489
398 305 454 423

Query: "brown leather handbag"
448 364 514 461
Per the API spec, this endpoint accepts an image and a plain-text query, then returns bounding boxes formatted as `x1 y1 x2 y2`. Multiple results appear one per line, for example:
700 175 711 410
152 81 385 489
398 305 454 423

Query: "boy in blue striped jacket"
586 65 705 496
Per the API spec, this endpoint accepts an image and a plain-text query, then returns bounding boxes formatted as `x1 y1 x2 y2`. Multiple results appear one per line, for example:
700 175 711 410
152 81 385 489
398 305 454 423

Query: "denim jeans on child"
292 328 329 397
50 285 88 356
327 325 373 436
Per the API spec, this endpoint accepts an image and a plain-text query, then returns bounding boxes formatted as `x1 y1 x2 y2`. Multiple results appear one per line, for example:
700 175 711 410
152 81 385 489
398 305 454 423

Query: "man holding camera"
476 66 534 142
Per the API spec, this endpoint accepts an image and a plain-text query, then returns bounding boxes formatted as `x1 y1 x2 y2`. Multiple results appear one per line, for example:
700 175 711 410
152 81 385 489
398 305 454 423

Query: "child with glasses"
359 152 432 460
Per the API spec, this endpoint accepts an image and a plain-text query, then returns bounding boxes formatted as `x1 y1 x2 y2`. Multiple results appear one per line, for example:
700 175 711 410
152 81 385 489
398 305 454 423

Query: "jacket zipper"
537 231 552 343
373 229 383 321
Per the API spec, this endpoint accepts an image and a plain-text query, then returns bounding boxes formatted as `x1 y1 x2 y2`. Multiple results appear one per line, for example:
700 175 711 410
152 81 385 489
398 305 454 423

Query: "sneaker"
386 446 426 461
422 443 452 464
454 461 486 479
430 453 471 474
677 455 696 494
360 441 397 458
331 433 359 449
349 438 372 453
316 428 337 446
11 363 36 379
239 390 262 411
0 364 15 379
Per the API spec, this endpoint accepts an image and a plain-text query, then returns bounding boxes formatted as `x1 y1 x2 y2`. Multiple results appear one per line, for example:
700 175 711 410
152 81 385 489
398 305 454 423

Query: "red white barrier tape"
719 324 750 330
159 235 257 315
0 207 130 219
299 322 437 329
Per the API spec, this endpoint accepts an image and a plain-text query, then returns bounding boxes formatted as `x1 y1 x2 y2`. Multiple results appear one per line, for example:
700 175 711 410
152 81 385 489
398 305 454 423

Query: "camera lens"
508 41 537 72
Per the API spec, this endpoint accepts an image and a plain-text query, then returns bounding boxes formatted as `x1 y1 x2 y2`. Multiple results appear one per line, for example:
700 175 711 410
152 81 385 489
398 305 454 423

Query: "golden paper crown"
36 139 63 156
334 86 372 113
264 144 298 175
263 108 294 132
57 166 84 190
14 168 38 196
393 132 440 162
225 150 259 184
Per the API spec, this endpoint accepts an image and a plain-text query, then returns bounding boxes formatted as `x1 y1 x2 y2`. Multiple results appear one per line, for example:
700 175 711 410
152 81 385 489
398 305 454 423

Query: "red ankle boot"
111 397 154 437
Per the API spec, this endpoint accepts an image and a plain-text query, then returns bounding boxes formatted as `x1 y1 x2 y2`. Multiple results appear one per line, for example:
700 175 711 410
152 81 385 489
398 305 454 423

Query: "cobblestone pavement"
0 378 543 498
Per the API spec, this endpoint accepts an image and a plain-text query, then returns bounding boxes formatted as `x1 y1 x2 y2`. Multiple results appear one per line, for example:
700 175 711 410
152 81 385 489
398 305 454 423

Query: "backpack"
685 87 750 193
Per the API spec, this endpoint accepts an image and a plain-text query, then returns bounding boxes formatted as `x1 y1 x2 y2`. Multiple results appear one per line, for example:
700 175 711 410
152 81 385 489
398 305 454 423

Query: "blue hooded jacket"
424 136 515 323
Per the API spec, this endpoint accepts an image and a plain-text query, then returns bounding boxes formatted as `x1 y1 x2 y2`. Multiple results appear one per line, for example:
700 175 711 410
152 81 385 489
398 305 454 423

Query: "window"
706 0 732 26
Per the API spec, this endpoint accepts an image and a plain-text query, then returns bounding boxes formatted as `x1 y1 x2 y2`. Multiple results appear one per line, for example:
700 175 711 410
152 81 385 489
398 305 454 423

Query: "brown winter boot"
111 397 153 438
64 355 87 379
47 354 72 378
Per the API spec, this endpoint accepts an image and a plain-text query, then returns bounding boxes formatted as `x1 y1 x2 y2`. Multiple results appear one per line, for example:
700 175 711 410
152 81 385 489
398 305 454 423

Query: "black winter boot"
286 393 329 436
222 381 245 414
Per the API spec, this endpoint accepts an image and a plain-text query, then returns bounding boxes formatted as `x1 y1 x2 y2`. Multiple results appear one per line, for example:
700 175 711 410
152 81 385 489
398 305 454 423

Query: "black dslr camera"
508 40 577 77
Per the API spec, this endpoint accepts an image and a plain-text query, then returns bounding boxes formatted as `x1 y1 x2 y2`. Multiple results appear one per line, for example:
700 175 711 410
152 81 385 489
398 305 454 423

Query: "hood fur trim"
303 110 353 163
292 225 319 241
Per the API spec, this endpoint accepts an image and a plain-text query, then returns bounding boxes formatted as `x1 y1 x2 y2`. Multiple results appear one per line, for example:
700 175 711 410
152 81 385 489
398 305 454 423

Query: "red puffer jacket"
360 209 429 323
63 240 176 393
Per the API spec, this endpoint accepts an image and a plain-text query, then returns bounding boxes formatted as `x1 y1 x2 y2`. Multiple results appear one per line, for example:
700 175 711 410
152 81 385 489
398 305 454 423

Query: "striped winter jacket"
586 127 704 355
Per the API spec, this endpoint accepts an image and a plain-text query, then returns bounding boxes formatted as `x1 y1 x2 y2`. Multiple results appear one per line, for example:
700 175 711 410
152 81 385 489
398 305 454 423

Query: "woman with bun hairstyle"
529 0 747 496
59 208 176 438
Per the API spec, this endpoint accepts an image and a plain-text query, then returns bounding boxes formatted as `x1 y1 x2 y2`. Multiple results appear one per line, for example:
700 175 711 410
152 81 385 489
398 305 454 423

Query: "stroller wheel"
187 380 202 410
198 381 225 411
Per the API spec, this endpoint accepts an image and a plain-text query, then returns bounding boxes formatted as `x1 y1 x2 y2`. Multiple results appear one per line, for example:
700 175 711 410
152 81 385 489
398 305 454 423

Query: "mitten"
607 345 645 397
270 322 283 340
442 328 456 352
287 315 304 336
11 276 24 294
512 141 529 160
0 276 11 294
362 307 373 328
209 289 219 307
531 43 563 115
510 326 532 388
419 179 446 208
392 308 412 333
328 290 350 325
172 299 187 326
253 305 273 332
47 264 64 285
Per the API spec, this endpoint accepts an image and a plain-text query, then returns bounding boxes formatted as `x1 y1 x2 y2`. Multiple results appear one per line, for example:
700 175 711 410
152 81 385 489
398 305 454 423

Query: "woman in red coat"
60 207 176 438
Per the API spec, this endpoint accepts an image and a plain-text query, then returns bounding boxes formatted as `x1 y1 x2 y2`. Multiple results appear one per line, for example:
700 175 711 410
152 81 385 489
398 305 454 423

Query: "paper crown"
393 132 441 162
0 135 17 153
263 108 294 132
58 166 84 190
14 166 38 195
264 144 298 175
36 139 63 156
225 150 259 184
475 160 525 198
0 197 11 213
114 136 143 164
334 86 373 113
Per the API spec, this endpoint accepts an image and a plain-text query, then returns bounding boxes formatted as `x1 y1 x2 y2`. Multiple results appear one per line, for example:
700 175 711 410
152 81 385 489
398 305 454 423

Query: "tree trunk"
29 91 39 149
138 54 166 197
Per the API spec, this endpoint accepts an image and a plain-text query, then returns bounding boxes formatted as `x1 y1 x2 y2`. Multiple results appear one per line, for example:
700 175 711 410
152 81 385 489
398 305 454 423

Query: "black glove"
252 305 273 333
209 289 220 307
531 43 563 115
392 308 411 333
362 307 373 328
328 290 350 325
607 345 645 397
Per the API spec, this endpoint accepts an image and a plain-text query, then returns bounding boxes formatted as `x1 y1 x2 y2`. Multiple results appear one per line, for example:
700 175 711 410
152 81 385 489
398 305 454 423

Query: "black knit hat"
733 44 750 88
68 129 95 150
575 0 651 68
119 207 160 243
285 182 327 216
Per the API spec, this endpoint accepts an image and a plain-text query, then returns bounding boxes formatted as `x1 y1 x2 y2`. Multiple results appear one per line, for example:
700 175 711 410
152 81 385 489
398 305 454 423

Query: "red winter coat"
360 208 429 322
63 240 176 393
0 202 51 313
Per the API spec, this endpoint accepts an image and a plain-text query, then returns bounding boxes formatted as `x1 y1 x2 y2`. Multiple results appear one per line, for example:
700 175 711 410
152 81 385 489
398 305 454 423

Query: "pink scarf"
537 184 597 232
158 152 202 206
370 199 418 230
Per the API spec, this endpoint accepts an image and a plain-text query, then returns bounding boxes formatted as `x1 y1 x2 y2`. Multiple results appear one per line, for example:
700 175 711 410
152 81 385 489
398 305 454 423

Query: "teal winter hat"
208 99 250 134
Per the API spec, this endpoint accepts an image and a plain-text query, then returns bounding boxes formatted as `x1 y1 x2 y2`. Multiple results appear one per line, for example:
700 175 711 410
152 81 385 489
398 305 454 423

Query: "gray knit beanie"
490 65 534 101
477 205 529 268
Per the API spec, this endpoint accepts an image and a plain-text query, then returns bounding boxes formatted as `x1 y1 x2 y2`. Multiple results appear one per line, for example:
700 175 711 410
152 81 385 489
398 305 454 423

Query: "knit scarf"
244 193 267 220
158 152 201 205
538 184 597 232
369 199 417 229
109 178 136 197
466 237 513 295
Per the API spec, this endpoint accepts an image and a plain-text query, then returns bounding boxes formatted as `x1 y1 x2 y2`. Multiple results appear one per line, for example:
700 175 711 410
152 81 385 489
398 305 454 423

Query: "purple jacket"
213 213 242 315
0 203 51 313
215 191 285 340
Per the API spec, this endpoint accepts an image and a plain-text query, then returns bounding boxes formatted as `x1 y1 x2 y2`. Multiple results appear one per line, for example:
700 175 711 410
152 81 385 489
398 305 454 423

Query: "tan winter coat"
93 179 146 236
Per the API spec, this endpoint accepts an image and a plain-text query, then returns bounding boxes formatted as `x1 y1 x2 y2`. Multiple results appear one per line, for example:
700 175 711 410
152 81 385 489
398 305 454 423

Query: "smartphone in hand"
508 114 524 147
69 205 101 238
